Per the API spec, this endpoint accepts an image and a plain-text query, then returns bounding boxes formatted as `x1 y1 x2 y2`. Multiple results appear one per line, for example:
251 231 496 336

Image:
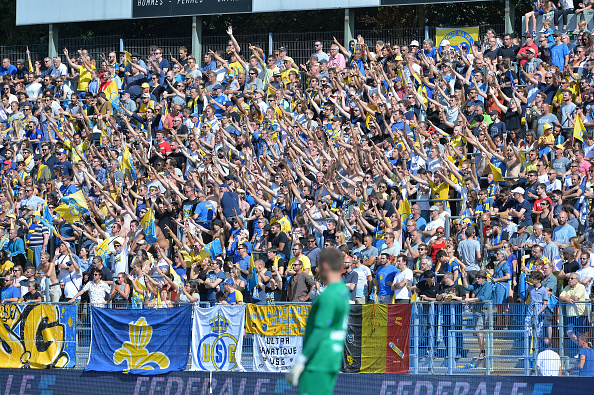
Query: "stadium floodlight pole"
192 16 202 66
48 24 59 60
344 9 355 50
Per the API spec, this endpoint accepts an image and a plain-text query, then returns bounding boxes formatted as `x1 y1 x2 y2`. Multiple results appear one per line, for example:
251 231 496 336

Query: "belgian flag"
343 304 411 374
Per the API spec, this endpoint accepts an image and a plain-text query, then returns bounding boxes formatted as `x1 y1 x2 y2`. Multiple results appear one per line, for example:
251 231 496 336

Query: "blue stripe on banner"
86 306 192 375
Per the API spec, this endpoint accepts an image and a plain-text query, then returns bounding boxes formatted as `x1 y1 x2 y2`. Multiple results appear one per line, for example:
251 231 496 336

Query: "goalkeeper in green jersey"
286 248 351 395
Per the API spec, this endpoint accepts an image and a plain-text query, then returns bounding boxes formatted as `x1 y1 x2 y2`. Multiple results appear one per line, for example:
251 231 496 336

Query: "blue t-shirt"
553 224 577 245
206 270 226 301
0 64 17 76
550 43 569 71
579 347 594 376
0 285 19 302
376 264 398 296
194 200 214 226
220 191 240 218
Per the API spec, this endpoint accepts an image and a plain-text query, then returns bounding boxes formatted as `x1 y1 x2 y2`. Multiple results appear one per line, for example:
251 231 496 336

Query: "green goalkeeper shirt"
301 280 351 372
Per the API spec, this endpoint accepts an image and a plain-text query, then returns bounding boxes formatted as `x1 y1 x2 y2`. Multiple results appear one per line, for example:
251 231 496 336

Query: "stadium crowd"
0 21 592 335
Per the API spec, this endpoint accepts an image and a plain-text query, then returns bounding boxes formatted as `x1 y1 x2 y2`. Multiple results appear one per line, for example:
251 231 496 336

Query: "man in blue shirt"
550 32 569 72
462 270 492 359
0 274 20 303
7 229 25 264
375 252 398 304
0 58 17 77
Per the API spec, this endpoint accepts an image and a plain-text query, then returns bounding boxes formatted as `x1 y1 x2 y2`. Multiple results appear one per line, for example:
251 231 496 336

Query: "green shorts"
299 370 338 395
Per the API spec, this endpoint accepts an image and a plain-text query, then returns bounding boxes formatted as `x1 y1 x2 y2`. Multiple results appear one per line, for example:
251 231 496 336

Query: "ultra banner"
86 305 192 374
192 305 245 371
253 334 303 372
436 27 479 50
0 303 76 368
245 303 310 336
246 304 309 372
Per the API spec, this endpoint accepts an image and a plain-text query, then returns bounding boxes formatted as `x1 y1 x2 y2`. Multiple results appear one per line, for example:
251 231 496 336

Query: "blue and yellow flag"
86 306 192 374
141 208 157 245
95 237 110 260
194 239 223 265
55 190 89 224
36 204 60 237
122 143 137 180
489 162 505 182
574 115 585 142
398 199 412 226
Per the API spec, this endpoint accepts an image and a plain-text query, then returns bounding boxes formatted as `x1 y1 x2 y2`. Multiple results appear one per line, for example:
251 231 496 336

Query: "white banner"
253 335 303 372
191 305 245 371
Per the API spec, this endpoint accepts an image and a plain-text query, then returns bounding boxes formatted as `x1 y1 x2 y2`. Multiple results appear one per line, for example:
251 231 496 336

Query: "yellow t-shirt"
560 284 586 316
78 65 95 92
0 260 14 273
538 133 554 146
63 140 89 164
270 216 292 234
288 255 311 273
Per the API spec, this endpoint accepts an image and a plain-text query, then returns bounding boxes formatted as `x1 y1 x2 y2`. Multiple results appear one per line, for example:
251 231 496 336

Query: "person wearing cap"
488 109 505 137
422 205 445 242
558 244 580 286
220 278 243 305
462 269 492 359
509 186 533 226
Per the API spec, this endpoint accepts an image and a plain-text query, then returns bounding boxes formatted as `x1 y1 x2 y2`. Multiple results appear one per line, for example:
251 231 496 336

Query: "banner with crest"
191 305 245 371
86 305 192 374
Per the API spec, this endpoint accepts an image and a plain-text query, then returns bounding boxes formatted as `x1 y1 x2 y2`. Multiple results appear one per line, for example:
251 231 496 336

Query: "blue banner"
0 370 590 395
0 304 76 369
86 306 192 375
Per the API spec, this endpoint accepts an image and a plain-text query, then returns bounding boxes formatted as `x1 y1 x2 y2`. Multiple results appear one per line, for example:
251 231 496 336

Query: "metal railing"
2 299 588 375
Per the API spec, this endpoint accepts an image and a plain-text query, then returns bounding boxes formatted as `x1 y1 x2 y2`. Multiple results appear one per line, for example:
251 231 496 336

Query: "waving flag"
574 115 585 142
55 190 89 224
398 199 412 226
36 204 60 237
122 143 137 180
489 162 505 182
100 78 119 112
95 237 110 262
86 305 192 374
141 208 157 245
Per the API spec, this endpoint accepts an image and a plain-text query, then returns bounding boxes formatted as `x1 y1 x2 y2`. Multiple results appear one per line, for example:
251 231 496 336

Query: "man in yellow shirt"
270 206 292 234
288 243 312 275
559 274 587 346
280 57 298 85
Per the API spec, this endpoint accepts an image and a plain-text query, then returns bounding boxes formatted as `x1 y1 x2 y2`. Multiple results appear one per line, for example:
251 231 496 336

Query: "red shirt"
518 43 539 66
158 141 172 155
533 197 553 212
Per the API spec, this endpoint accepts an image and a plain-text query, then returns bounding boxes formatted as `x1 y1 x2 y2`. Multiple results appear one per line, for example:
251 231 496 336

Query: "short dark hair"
318 248 342 272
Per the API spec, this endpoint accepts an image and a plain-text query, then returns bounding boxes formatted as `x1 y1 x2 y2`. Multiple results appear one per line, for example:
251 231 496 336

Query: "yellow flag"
489 163 504 182
55 190 89 224
134 279 148 292
123 51 132 66
398 199 412 225
169 262 183 290
95 237 110 258
574 115 585 142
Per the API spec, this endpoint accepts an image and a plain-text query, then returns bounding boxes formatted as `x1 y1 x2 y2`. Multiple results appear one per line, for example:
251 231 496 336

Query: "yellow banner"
246 304 311 336
436 27 479 50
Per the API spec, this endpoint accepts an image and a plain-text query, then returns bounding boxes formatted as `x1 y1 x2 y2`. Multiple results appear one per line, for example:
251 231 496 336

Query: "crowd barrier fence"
0 299 590 375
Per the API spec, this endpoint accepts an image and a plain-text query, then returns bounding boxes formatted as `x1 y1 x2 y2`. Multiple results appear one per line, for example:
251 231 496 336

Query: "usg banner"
436 27 479 50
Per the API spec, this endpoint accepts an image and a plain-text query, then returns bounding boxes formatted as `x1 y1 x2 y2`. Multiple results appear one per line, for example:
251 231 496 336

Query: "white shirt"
63 268 83 299
50 64 68 78
578 266 594 296
393 268 413 299
353 265 371 298
82 281 111 306
536 349 561 376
